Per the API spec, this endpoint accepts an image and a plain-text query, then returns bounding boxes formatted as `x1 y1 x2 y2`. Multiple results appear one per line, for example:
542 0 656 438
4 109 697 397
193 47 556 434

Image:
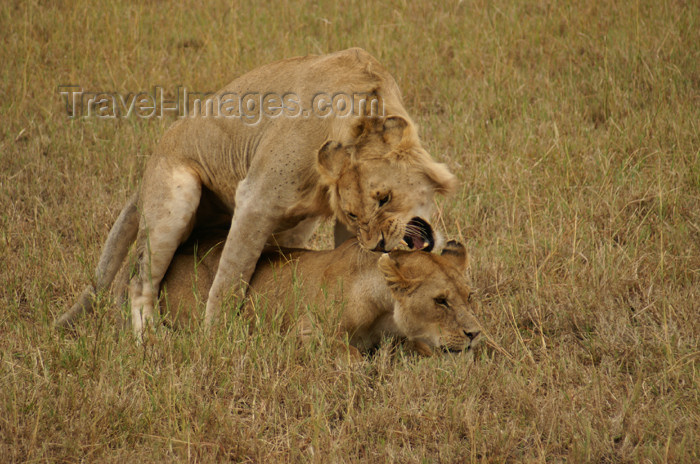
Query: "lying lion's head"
317 115 457 252
377 240 481 353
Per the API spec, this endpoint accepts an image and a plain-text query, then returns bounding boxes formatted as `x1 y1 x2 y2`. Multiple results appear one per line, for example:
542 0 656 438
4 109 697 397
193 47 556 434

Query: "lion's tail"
55 192 140 328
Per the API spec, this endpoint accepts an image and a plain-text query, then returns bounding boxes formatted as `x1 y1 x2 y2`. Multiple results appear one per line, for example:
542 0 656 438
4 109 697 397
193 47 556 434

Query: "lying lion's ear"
381 115 408 146
440 240 468 271
378 253 419 294
423 160 458 195
317 140 348 182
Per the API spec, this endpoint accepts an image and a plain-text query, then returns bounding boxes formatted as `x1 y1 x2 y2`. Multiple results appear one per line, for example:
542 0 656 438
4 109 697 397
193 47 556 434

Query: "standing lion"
57 48 457 338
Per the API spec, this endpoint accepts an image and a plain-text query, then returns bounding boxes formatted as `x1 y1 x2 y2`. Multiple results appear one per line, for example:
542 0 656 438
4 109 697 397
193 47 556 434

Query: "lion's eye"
347 212 358 221
378 193 391 208
434 297 449 308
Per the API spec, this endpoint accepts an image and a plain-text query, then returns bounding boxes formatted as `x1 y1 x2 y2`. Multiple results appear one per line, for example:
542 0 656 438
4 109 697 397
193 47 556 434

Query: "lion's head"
317 115 457 252
377 240 481 353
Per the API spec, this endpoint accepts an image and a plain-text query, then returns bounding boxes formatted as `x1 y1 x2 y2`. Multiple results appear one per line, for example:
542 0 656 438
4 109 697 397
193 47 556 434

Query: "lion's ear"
423 160 458 195
351 115 408 147
378 253 419 294
317 140 348 183
440 240 468 271
381 115 408 146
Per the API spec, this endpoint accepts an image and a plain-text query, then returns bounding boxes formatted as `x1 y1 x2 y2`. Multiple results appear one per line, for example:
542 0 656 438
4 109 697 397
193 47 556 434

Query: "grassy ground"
1 0 699 461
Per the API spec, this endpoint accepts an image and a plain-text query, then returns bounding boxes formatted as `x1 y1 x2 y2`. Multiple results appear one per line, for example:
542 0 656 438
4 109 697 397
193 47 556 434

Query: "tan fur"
55 193 139 328
138 231 481 356
58 48 457 337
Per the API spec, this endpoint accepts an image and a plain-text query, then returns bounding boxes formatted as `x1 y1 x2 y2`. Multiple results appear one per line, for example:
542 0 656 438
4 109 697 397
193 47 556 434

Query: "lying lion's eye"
347 212 358 221
378 194 391 207
434 297 449 308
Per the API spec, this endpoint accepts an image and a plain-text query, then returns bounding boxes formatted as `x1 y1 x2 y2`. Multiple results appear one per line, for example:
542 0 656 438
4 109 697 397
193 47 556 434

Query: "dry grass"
1 0 699 462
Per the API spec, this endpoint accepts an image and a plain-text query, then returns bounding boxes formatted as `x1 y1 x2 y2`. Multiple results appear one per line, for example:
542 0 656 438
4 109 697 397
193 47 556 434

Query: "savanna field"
1 0 698 462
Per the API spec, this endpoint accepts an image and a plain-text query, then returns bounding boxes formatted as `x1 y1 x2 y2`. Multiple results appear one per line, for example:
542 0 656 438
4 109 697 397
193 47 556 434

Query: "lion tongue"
409 234 426 249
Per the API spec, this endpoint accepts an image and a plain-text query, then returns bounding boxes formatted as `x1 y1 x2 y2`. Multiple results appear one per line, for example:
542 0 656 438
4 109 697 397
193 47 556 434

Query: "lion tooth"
400 239 408 246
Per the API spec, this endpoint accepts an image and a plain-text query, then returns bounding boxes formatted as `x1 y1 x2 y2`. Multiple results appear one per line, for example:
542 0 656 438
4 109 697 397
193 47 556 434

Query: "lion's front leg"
203 191 284 328
295 315 362 363
405 340 434 356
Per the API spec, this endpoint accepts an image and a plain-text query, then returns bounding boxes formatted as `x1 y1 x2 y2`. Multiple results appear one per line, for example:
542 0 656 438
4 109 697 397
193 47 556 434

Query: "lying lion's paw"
333 343 363 367
405 340 434 357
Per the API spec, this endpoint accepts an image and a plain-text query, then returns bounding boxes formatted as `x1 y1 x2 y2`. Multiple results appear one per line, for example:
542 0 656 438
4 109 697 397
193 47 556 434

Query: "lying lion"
117 230 481 357
58 48 457 339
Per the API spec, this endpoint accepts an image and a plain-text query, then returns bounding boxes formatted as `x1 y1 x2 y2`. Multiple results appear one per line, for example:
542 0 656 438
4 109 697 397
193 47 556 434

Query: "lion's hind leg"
129 163 202 340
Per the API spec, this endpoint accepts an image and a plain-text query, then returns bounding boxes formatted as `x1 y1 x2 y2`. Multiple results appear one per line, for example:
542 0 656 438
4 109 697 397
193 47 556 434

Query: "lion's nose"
464 330 480 341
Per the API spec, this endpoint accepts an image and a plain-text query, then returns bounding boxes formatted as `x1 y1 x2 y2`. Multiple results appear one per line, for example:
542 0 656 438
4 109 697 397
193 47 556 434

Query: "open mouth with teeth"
403 217 435 252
